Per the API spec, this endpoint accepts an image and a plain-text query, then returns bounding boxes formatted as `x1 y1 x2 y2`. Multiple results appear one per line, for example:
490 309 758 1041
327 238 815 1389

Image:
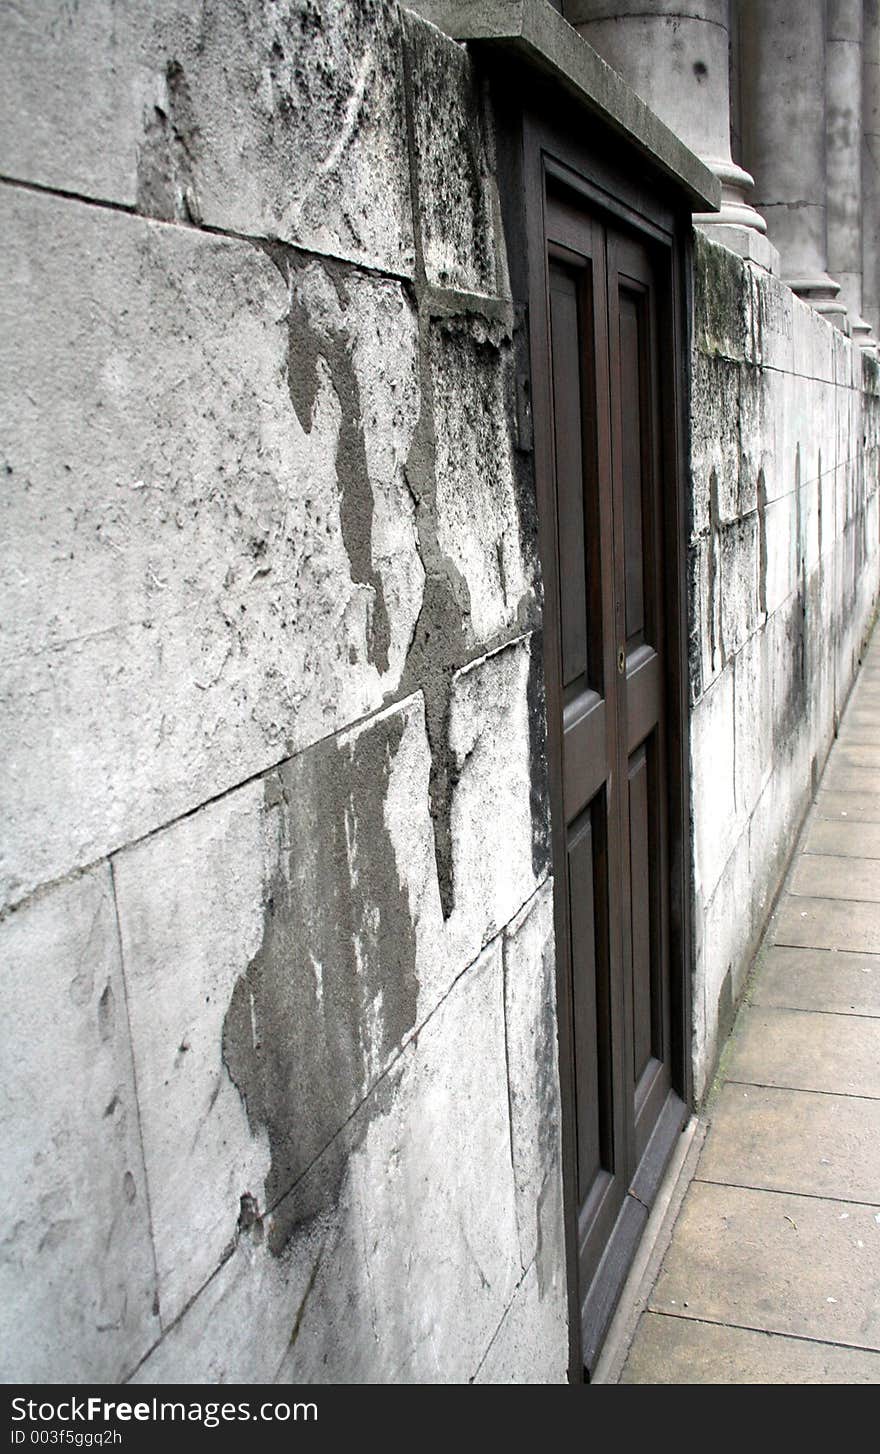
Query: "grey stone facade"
1 0 878 1383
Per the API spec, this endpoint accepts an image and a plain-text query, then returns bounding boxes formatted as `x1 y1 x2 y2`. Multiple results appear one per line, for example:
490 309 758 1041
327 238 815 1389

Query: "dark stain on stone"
222 712 419 1254
693 60 708 81
97 982 115 1044
526 632 551 882
395 303 471 920
756 466 768 619
136 59 202 224
271 253 392 673
707 467 725 669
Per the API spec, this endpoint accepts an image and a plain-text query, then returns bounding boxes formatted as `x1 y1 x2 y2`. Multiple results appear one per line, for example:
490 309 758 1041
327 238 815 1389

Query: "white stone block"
404 11 505 296
0 0 415 275
431 315 535 646
113 778 273 1328
447 636 543 963
0 867 158 1380
133 939 525 1383
473 1261 568 1384
690 666 737 902
502 884 565 1275
1 190 422 908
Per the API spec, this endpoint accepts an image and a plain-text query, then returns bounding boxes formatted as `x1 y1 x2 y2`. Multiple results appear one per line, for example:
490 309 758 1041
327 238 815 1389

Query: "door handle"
617 646 626 675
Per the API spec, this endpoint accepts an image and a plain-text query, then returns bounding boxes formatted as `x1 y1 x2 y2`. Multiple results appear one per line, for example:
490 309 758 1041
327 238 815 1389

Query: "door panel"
544 189 683 1370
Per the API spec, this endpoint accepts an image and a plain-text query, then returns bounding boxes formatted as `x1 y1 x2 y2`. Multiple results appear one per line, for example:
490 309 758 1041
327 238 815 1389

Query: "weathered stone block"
763 493 797 617
473 1261 568 1384
0 0 156 208
733 630 773 826
694 825 752 1099
690 666 737 901
132 939 523 1383
749 266 795 373
113 777 273 1328
0 1 414 275
431 313 536 646
502 884 565 1276
0 867 158 1380
690 353 740 533
1 190 422 908
447 636 545 961
719 515 760 659
114 692 446 1328
403 10 504 296
693 230 752 363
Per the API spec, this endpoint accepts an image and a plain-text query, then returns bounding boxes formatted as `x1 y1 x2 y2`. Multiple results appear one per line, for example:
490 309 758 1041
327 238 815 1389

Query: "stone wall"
689 231 880 1096
3 0 880 1386
0 1 567 1383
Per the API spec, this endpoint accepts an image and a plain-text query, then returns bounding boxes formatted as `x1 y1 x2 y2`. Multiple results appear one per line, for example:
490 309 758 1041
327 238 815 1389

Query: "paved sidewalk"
617 628 880 1383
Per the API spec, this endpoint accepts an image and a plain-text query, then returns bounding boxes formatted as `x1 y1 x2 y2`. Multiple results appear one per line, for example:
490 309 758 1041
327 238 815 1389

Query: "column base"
786 274 849 332
696 223 780 274
693 160 768 234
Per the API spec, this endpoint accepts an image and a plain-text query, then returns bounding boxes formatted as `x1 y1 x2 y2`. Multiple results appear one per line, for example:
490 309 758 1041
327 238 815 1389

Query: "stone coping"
407 0 722 212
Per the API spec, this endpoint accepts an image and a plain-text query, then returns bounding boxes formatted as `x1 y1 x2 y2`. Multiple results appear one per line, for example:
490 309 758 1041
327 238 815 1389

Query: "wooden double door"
542 189 686 1371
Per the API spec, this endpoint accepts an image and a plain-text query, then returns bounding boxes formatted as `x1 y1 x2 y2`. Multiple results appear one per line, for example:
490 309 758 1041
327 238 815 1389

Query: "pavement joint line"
725 1077 880 1103
644 1309 880 1359
744 1004 880 1020
772 939 880 957
788 891 880 904
800 851 880 862
738 1004 880 1020
693 1175 880 1210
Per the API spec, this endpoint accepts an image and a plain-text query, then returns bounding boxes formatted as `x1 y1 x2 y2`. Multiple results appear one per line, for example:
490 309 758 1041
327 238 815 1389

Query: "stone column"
739 0 847 326
865 0 880 338
827 0 872 344
565 1 772 265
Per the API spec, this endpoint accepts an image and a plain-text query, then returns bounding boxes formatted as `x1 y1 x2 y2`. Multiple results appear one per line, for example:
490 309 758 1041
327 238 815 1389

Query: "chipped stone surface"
132 940 524 1383
404 9 503 295
1 189 421 908
431 314 535 647
0 868 158 1380
0 1 414 275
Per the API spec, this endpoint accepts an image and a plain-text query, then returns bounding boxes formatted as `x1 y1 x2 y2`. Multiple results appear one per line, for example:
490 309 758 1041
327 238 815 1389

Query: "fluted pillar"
827 1 872 344
564 1 772 263
865 0 880 338
740 0 847 326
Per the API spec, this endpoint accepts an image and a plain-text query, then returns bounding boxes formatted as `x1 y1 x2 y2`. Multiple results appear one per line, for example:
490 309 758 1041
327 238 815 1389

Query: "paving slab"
834 720 879 745
802 818 880 860
814 790 880 823
649 1182 880 1350
725 1006 880 1097
789 855 880 902
621 1311 880 1383
698 1083 880 1204
821 763 880 795
751 945 880 1016
832 743 880 769
773 894 880 953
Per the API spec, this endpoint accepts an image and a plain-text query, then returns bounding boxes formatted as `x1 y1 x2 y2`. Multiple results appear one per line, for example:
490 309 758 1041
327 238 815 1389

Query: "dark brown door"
545 190 683 1369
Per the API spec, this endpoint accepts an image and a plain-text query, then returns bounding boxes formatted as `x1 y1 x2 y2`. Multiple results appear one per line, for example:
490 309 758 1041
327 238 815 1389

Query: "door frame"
523 109 695 1383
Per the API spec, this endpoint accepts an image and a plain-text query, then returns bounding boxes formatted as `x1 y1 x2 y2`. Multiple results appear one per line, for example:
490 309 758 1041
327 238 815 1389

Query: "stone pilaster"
739 0 847 326
565 0 772 264
864 0 880 339
827 0 872 345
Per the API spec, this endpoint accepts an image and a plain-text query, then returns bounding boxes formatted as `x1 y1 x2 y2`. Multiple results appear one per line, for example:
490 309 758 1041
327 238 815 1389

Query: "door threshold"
580 1091 689 1376
589 1113 705 1383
